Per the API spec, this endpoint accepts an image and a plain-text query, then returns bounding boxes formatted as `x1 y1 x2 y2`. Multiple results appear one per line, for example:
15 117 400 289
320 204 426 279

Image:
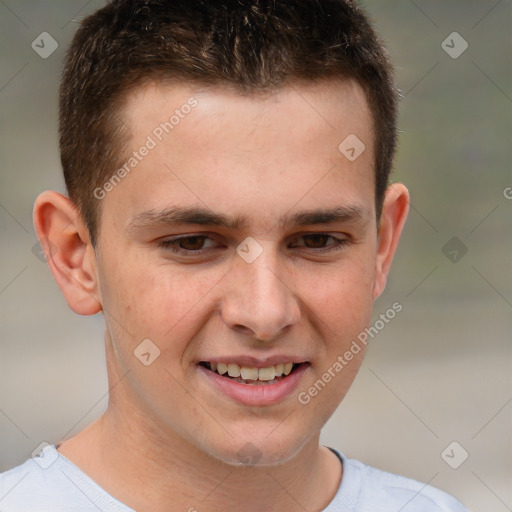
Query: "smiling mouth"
199 361 305 385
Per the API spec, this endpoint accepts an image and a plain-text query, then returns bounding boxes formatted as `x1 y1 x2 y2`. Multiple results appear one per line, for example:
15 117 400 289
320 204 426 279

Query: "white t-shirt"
0 444 469 511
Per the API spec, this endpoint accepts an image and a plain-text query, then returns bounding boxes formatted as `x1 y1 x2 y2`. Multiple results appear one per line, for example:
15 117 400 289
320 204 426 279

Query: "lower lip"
197 363 310 406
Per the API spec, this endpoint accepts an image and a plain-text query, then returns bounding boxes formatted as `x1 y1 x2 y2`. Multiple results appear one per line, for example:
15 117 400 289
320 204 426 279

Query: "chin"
202 430 311 468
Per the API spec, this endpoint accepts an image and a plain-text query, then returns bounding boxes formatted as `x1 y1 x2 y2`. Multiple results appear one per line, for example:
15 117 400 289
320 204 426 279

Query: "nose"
220 247 301 341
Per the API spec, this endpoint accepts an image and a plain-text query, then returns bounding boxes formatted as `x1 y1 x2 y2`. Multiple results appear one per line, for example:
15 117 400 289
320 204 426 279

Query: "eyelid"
158 233 220 252
156 230 353 257
289 232 350 249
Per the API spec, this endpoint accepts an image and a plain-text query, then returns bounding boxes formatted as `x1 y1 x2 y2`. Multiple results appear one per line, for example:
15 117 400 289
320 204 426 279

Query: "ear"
33 191 102 315
372 183 410 299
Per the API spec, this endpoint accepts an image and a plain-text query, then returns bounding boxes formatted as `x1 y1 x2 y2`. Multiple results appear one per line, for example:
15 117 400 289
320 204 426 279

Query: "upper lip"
198 356 309 368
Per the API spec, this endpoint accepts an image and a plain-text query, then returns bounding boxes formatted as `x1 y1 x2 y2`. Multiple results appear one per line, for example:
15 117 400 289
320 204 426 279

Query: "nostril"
232 325 256 337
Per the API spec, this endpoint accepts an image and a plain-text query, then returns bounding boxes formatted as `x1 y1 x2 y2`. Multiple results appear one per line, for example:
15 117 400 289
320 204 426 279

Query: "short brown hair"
59 0 399 245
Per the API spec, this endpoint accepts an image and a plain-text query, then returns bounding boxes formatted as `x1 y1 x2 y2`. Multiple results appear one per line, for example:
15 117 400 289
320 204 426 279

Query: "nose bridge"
250 254 287 306
221 244 300 340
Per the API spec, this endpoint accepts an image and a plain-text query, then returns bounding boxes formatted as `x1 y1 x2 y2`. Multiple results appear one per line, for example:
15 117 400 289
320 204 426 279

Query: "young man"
0 1 469 510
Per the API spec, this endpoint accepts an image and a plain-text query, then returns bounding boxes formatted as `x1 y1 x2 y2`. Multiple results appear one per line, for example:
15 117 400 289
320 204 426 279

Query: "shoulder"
0 455 56 511
0 444 133 512
327 449 470 512
352 458 469 511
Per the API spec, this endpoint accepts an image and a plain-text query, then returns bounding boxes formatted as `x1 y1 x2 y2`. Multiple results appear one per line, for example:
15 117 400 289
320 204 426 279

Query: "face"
92 79 384 465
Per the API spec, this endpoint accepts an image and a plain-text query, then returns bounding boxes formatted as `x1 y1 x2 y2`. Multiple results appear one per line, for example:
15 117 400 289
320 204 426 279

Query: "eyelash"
157 233 350 255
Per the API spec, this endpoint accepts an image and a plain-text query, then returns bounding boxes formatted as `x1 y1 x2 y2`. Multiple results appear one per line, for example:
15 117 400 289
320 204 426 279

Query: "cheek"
301 254 376 334
98 258 221 354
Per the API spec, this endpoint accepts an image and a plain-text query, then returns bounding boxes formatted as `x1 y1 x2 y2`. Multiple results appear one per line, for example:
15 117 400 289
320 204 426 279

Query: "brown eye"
177 236 207 250
290 233 350 253
302 234 331 248
158 235 218 254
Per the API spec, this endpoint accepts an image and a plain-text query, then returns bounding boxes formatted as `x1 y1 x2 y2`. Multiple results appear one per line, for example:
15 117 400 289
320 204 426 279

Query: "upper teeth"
211 362 294 381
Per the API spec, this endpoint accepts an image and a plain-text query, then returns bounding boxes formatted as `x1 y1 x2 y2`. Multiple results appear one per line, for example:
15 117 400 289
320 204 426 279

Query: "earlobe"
33 191 102 316
372 183 410 299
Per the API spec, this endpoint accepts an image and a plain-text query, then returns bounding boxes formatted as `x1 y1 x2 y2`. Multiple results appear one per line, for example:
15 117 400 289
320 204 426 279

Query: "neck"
57 404 341 512
56 339 342 511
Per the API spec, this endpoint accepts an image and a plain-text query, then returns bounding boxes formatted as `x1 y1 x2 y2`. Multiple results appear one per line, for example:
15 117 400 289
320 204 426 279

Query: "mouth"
198 361 305 385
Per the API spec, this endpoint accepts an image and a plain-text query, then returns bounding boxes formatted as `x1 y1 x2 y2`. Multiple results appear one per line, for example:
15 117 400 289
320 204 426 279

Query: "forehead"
122 78 372 149
104 79 375 231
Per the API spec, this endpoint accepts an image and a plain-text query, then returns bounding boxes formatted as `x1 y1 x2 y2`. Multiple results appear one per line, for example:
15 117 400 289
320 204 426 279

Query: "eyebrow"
127 205 368 232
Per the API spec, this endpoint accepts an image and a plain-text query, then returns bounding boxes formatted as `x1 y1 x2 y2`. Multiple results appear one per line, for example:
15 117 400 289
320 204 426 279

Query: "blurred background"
0 1 510 510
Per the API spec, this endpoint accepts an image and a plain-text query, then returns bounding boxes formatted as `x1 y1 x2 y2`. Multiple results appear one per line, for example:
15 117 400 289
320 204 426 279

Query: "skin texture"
33 79 409 511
